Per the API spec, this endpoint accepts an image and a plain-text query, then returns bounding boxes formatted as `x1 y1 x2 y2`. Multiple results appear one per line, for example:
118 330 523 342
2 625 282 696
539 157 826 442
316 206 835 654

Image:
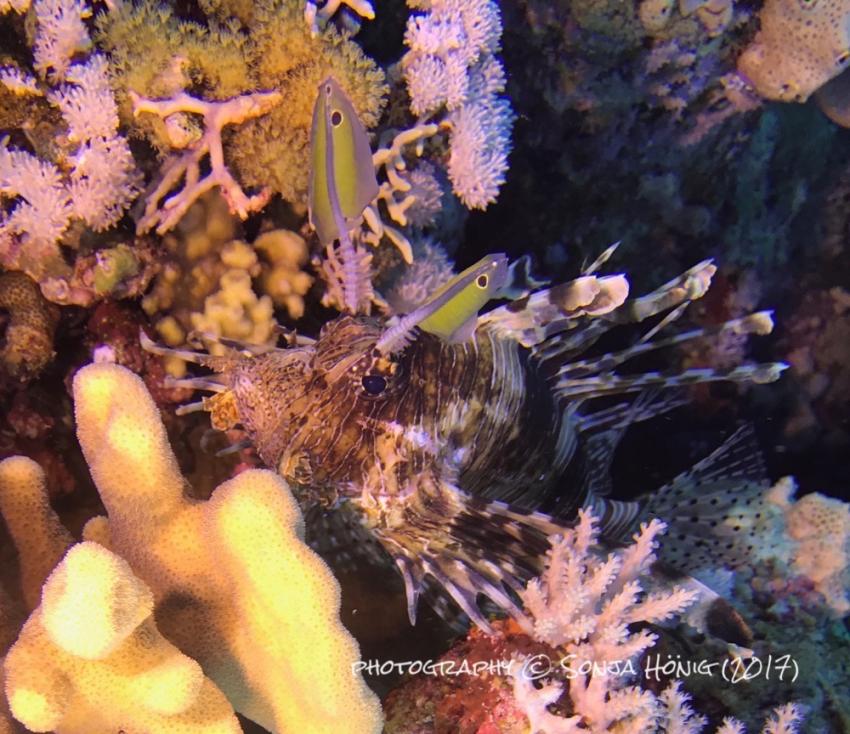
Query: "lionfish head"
312 315 408 402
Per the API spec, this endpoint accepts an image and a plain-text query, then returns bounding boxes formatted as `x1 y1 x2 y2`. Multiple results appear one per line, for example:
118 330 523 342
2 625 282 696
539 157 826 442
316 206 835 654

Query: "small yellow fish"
377 254 510 353
308 76 378 247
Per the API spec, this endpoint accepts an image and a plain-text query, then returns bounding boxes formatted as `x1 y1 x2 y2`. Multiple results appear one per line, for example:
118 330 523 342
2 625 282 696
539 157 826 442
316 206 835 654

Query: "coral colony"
0 0 849 733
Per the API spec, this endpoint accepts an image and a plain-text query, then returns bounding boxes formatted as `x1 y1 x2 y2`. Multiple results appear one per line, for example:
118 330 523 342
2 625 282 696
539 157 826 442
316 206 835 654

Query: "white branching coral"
402 0 514 209
0 0 141 293
33 0 91 81
131 90 282 235
511 511 805 733
521 510 697 654
515 510 697 732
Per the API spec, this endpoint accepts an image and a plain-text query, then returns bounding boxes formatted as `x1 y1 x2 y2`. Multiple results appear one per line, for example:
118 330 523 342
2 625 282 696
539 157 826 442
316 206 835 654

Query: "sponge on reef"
737 0 850 102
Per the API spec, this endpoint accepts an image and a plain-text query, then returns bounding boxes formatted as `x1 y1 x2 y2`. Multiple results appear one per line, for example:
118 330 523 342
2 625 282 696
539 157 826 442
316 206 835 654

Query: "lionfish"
141 249 784 635
142 77 785 636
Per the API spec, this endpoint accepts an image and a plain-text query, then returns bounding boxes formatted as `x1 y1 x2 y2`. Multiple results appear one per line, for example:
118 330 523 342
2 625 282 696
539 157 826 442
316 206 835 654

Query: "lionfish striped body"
147 258 785 632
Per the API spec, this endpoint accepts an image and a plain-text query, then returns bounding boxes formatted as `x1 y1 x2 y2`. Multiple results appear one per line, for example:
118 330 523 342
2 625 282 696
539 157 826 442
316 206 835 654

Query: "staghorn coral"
515 509 697 731
0 272 59 379
64 362 383 732
4 539 241 733
737 0 850 103
130 90 282 235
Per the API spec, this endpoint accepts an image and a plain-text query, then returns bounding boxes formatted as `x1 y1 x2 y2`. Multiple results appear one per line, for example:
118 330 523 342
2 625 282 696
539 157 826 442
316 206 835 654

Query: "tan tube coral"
72 362 383 733
4 542 240 733
0 457 73 611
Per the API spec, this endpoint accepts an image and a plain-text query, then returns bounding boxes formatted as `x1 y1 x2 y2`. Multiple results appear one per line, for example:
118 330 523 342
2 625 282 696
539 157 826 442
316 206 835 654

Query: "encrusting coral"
0 272 59 380
755 477 850 616
0 364 383 733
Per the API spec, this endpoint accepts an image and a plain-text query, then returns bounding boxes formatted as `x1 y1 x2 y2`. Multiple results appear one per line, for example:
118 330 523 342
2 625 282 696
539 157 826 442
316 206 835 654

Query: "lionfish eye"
476 274 489 288
331 109 343 127
362 374 387 395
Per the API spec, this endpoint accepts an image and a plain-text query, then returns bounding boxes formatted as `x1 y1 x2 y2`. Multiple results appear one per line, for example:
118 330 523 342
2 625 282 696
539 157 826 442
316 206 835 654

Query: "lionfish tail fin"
369 478 569 633
638 425 771 571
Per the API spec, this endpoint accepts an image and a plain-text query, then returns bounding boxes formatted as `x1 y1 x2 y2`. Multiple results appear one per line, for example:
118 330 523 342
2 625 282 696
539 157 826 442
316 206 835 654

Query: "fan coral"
737 0 850 102
0 272 59 379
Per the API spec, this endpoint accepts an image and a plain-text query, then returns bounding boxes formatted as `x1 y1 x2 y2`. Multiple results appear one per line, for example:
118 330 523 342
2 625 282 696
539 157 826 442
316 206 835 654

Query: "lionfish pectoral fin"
394 554 425 625
478 273 629 349
636 424 770 571
650 561 753 648
139 329 242 376
368 479 572 634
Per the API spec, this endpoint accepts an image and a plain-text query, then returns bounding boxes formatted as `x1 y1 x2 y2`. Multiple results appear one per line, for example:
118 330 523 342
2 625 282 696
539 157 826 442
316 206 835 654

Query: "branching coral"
516 509 698 731
0 364 384 732
98 0 387 224
5 540 241 733
0 272 59 379
131 90 283 234
66 362 383 732
384 508 808 733
0 0 141 302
